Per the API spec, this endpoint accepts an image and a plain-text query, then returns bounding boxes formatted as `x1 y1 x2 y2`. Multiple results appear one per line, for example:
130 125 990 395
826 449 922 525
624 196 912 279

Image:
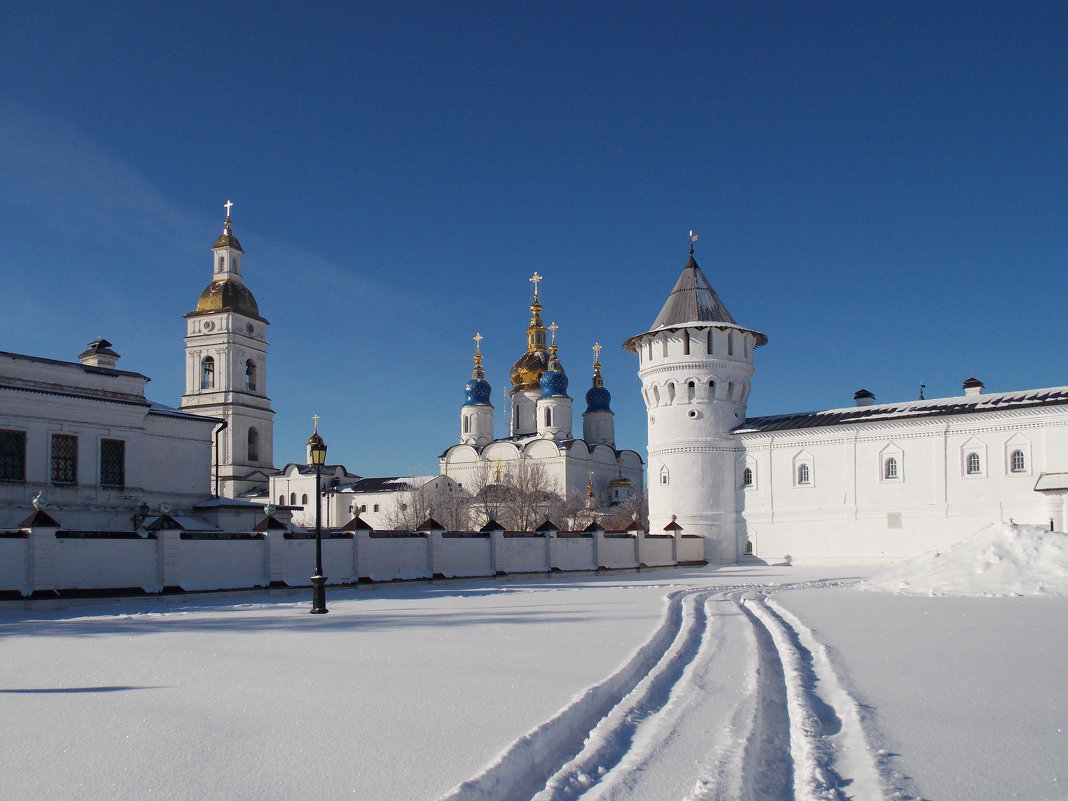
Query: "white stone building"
440 276 644 515
627 245 1068 564
0 340 218 531
180 208 275 499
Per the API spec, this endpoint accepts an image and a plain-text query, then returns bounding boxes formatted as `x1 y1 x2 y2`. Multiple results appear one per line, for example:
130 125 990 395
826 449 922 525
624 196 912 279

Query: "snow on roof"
1034 472 1068 492
737 386 1068 434
858 522 1068 597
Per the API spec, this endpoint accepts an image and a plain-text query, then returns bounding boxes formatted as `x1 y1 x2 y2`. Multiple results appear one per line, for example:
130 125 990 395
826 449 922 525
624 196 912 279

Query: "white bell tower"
624 238 767 563
180 202 275 498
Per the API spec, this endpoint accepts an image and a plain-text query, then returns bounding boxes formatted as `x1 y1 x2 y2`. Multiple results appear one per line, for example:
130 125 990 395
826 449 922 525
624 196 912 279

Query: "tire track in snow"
436 587 705 801
741 591 886 801
438 580 882 801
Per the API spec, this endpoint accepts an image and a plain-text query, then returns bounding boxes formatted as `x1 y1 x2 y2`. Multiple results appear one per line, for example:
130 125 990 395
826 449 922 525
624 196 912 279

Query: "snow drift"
859 521 1068 597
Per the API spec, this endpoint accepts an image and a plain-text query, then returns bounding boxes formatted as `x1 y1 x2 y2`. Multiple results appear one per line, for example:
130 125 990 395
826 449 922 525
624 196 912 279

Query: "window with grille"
100 439 125 488
1010 449 1026 473
797 463 811 484
51 434 77 484
966 452 981 475
884 457 898 480
743 467 753 488
0 430 26 482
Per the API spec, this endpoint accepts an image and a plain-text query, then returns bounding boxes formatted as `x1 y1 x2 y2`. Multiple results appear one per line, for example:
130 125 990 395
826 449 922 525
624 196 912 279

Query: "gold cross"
592 342 602 363
311 413 319 433
225 200 233 219
530 271 542 299
473 332 482 355
548 321 558 346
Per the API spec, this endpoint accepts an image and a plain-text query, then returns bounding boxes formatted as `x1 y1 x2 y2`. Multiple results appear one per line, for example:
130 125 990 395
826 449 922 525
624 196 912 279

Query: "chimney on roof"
854 389 875 407
963 377 984 396
78 338 120 369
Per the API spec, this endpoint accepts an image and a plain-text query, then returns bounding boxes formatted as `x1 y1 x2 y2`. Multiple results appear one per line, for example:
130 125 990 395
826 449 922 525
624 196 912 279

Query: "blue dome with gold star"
585 383 612 413
464 376 493 406
540 363 569 398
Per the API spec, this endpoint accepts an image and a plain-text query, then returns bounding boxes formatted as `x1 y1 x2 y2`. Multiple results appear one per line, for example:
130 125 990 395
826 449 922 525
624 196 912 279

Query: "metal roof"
623 254 767 351
736 386 1068 434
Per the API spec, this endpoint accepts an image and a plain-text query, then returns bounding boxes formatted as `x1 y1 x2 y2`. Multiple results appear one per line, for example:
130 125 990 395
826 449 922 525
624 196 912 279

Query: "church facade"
439 275 644 520
628 247 1068 564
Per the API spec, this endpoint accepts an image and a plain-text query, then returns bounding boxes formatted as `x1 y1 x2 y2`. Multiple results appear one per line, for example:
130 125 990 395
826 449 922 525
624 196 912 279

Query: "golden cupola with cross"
509 271 550 392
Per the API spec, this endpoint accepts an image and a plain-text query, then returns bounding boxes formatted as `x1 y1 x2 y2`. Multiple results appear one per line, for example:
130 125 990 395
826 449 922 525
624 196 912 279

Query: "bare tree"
599 491 649 532
381 476 472 531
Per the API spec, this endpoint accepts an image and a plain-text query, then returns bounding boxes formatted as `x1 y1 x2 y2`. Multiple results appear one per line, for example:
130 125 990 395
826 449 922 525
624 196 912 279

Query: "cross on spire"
689 229 698 255
473 332 483 354
530 271 542 299
225 200 233 219
548 321 558 346
311 413 320 433
592 342 602 364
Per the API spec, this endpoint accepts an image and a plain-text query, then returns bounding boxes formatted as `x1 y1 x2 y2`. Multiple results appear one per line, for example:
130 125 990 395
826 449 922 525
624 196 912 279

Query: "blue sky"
2 1 1066 477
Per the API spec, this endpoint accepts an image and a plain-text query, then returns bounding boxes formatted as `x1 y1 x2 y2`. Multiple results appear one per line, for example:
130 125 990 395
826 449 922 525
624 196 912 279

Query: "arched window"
966 452 981 475
727 331 734 356
744 540 753 555
667 383 676 404
278 495 285 505
463 415 470 434
687 381 696 402
652 385 661 406
245 360 256 391
544 407 552 427
659 465 669 486
707 330 714 354
743 467 753 488
290 493 296 505
247 428 258 461
1010 449 1026 473
884 457 898 479
682 330 690 355
661 338 668 357
217 256 224 273
797 463 811 484
727 381 736 400
201 356 215 389
301 494 308 504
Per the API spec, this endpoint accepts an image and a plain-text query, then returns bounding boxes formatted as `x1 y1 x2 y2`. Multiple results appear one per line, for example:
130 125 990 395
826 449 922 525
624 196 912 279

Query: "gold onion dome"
510 275 551 391
195 279 261 318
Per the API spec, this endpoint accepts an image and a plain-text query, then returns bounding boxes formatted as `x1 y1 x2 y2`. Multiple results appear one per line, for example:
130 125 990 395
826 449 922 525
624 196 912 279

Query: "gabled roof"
737 386 1068 434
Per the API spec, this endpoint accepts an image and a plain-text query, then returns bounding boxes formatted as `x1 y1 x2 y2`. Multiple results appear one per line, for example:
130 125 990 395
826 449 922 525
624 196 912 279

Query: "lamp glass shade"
308 433 328 466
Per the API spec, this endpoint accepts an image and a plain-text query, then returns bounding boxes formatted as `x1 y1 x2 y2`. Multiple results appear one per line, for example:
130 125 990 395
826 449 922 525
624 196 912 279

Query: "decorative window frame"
1004 434 1032 477
961 436 987 479
741 462 756 490
659 465 670 486
879 442 904 484
792 451 814 487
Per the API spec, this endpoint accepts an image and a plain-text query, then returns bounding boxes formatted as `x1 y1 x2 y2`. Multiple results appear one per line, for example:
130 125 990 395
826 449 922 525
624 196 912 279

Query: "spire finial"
225 199 233 220
530 271 543 300
592 342 602 367
312 413 320 434
474 331 483 356
689 229 698 256
548 321 558 348
471 332 485 379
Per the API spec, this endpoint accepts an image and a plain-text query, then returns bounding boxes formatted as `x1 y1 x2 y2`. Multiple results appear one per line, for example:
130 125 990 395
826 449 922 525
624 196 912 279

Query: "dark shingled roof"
737 386 1068 434
650 254 737 329
623 254 767 352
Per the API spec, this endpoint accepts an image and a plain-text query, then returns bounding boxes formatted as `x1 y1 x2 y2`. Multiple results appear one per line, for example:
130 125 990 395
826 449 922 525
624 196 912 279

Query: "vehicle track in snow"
437 580 895 801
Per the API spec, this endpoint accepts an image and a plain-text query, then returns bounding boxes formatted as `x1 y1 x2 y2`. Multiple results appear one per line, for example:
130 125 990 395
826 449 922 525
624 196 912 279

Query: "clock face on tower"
247 323 255 334
203 321 214 332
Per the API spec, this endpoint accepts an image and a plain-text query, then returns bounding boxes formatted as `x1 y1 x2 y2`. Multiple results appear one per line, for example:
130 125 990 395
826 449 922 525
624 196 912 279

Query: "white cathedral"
3 206 1068 564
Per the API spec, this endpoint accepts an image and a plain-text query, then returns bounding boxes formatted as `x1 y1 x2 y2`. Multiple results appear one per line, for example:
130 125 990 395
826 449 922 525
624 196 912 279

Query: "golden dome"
510 350 549 391
193 279 262 319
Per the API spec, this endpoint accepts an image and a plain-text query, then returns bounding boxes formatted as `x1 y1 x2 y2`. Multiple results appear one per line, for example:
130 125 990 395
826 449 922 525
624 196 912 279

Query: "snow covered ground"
2 523 1066 800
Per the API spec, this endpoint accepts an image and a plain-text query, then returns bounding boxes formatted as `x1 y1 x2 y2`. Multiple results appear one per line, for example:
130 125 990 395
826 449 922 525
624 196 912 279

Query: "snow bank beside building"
859 522 1068 597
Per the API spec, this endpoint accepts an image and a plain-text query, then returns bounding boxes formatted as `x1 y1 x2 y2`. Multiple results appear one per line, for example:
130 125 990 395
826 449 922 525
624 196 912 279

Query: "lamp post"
308 424 329 614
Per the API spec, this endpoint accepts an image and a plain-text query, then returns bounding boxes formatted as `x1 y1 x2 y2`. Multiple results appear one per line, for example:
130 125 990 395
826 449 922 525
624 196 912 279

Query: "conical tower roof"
623 248 767 352
648 253 736 329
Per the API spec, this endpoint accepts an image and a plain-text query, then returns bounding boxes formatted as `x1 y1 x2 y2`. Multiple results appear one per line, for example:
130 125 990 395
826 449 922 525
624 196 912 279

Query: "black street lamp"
308 424 329 614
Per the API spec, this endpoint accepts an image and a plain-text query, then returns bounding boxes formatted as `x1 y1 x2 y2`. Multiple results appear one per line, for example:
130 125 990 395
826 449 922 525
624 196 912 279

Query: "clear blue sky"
2 1 1066 476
